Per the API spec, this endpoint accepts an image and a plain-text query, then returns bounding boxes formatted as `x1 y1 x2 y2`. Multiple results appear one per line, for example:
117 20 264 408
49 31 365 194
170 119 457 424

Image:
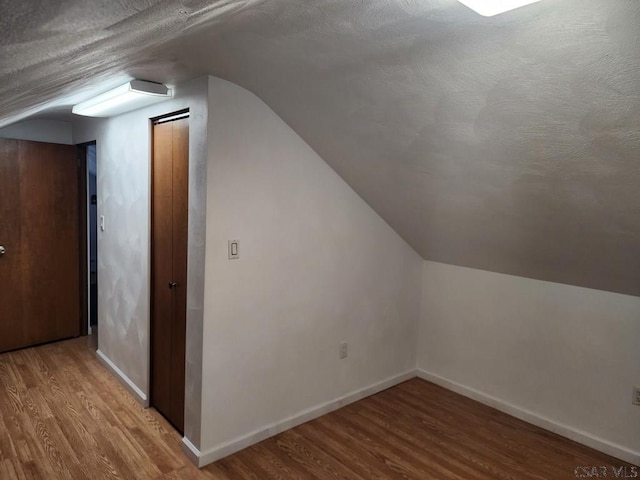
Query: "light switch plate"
228 240 239 259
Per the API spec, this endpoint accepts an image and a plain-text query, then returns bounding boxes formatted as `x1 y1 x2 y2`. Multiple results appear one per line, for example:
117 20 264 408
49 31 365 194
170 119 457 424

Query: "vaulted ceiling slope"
1 0 639 296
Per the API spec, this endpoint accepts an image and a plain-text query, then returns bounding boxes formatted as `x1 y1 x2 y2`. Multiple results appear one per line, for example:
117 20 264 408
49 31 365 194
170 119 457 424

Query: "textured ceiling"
1 0 639 296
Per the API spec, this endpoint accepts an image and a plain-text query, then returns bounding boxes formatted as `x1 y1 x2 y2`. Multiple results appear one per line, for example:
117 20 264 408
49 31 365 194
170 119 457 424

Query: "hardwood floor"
0 337 634 479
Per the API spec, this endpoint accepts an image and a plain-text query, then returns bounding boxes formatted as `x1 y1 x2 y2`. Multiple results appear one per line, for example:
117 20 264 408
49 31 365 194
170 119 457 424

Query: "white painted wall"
73 77 209 446
197 77 422 462
70 75 422 461
0 119 73 144
69 73 637 469
417 261 640 464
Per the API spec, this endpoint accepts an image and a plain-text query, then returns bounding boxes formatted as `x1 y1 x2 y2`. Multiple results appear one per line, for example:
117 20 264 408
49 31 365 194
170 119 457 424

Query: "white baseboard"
96 349 149 407
416 369 640 466
190 369 416 468
181 436 202 466
180 368 639 468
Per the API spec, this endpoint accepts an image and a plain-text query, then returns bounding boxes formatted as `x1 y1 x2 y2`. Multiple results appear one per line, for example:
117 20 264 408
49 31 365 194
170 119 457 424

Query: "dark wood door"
151 117 189 433
0 139 81 353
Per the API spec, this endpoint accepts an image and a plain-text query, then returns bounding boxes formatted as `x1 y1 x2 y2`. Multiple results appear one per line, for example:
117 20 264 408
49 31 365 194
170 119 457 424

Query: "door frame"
149 109 190 432
77 141 96 337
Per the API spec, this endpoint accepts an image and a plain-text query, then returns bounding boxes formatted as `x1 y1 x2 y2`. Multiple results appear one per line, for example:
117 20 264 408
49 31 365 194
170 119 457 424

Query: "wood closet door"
151 117 189 434
0 139 81 353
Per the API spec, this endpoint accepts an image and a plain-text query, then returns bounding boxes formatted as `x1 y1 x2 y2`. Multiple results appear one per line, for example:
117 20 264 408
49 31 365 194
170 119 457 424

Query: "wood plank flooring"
0 336 635 479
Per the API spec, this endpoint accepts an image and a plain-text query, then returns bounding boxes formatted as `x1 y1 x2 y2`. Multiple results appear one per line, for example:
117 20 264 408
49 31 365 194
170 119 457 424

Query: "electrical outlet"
339 342 348 359
633 386 640 406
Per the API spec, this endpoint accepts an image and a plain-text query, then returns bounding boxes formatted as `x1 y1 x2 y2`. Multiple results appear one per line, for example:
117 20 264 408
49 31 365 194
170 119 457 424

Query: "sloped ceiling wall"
1 0 639 295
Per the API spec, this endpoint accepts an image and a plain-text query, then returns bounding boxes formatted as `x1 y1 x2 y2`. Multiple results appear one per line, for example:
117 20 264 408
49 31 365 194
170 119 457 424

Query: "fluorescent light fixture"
456 0 541 16
72 80 172 117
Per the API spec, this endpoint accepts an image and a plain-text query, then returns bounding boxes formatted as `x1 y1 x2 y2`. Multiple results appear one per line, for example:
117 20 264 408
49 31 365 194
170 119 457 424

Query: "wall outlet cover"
228 240 239 259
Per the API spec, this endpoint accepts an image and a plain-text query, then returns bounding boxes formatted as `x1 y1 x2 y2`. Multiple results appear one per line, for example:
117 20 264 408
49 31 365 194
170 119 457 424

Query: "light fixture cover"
72 80 172 117
456 0 541 16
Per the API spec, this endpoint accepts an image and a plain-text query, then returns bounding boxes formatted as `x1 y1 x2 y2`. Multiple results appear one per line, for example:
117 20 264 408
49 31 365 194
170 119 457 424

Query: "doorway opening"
86 143 98 333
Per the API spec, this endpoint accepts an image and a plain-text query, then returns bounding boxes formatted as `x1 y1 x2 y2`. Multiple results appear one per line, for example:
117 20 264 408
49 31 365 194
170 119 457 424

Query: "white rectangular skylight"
457 0 541 16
